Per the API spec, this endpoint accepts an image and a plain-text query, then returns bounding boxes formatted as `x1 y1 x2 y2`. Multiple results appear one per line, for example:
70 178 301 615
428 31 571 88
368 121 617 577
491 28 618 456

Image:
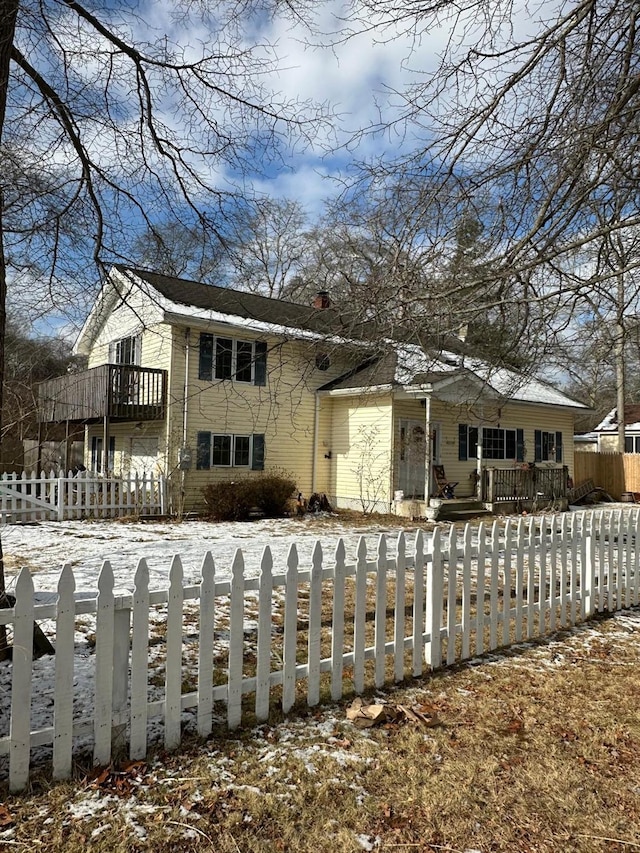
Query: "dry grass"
4 611 640 852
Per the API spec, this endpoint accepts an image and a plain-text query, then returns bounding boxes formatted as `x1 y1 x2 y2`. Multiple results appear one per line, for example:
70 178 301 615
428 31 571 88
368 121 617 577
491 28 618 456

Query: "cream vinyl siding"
437 400 576 498
314 396 333 495
328 393 394 511
391 398 577 499
175 332 362 511
84 423 164 474
86 281 170 370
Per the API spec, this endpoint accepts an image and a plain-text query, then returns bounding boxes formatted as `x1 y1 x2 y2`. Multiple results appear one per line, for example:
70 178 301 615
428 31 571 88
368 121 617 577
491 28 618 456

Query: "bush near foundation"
203 472 297 521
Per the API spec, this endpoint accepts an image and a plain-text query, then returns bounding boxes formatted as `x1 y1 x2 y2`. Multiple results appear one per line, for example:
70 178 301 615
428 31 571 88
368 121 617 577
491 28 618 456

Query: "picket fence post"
256 547 273 721
197 552 216 738
130 558 150 759
165 555 184 749
53 564 75 780
426 528 443 669
282 543 299 713
412 530 425 677
9 568 35 793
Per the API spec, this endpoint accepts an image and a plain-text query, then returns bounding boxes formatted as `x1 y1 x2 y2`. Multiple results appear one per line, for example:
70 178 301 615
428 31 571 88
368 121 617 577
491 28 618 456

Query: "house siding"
327 393 394 512
172 332 362 512
391 398 576 499
438 400 575 497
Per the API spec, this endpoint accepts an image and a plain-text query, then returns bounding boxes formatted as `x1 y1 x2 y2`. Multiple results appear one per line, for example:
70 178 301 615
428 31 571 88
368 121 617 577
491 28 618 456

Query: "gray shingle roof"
115 266 375 341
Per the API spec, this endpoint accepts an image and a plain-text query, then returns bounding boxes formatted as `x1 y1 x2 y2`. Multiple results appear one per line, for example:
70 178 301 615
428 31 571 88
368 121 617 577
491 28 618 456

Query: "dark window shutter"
196 432 211 469
516 429 525 462
534 430 542 462
555 431 563 463
458 424 468 461
199 334 213 381
252 434 265 470
254 342 267 386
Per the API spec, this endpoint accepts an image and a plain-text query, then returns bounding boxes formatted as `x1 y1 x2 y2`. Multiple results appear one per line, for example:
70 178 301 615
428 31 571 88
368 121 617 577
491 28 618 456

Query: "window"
212 434 232 466
111 335 140 365
215 338 233 380
199 334 267 385
534 430 563 462
196 432 265 470
458 424 524 461
625 436 640 453
91 436 115 473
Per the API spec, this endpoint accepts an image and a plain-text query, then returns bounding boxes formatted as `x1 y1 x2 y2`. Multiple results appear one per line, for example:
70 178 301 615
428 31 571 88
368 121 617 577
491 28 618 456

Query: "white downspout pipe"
312 394 319 493
180 327 190 516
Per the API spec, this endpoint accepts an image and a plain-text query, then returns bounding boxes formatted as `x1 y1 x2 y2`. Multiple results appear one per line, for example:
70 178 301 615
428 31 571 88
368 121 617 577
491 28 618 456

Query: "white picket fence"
0 470 166 524
1 508 639 791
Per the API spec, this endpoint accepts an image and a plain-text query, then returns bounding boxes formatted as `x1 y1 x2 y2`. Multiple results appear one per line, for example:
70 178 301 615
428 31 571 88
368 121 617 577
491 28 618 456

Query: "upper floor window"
110 334 140 365
198 333 267 386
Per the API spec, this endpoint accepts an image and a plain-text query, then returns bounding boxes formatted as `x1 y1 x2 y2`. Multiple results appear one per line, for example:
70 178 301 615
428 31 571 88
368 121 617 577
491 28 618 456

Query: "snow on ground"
1 515 416 592
0 505 635 781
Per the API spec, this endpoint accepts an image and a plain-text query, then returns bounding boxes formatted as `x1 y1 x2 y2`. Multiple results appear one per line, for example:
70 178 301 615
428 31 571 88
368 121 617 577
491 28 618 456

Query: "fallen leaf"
0 805 14 827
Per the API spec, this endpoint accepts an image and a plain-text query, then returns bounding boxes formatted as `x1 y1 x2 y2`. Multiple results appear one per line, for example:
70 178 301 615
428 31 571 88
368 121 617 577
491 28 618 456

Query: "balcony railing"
38 364 167 423
482 465 569 504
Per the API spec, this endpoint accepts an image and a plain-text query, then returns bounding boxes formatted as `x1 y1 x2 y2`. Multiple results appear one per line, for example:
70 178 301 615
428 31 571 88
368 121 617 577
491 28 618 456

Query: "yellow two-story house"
37 266 590 517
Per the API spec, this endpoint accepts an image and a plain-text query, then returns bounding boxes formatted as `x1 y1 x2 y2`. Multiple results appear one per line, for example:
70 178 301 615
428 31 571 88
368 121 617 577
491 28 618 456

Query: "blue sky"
10 0 553 338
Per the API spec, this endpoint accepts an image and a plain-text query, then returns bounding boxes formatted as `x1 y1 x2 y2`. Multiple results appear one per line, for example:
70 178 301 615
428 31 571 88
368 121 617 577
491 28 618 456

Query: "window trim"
199 333 267 385
110 334 141 366
625 435 640 454
459 424 524 462
196 432 264 470
534 429 563 463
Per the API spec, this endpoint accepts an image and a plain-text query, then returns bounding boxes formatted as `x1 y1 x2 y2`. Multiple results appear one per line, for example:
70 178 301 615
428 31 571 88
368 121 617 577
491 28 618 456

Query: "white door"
129 437 159 476
398 420 426 498
398 420 441 499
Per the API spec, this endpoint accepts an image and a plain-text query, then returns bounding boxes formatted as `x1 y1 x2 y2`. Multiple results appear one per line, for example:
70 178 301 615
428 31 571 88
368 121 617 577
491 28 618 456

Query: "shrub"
202 472 297 521
253 472 297 518
202 480 255 521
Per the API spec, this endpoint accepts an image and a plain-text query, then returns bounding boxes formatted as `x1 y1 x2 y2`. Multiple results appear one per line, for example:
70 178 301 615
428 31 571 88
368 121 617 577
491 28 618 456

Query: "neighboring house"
37 266 590 515
592 405 640 453
573 432 599 452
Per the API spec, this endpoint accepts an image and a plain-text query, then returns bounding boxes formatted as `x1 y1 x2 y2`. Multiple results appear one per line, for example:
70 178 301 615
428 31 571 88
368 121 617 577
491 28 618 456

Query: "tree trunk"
0 0 21 658
615 271 626 455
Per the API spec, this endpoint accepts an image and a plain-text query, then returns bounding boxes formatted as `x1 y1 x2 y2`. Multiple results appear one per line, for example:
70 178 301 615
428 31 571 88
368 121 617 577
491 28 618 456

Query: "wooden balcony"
482 465 569 505
38 364 167 424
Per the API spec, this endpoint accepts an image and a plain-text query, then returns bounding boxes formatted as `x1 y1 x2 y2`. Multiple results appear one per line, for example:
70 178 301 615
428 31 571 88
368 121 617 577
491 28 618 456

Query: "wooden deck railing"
37 364 167 423
482 465 569 503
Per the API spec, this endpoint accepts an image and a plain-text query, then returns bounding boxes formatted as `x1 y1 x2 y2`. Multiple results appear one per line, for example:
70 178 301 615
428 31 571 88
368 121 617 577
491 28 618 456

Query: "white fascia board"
317 385 394 398
73 267 165 356
73 278 119 356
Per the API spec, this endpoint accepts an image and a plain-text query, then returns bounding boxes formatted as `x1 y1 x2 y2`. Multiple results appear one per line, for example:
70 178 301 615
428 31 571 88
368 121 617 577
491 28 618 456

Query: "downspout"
181 327 190 516
312 393 319 493
424 394 432 506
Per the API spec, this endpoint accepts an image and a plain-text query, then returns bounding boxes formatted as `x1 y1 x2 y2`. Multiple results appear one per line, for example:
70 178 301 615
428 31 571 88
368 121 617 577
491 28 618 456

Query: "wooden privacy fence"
0 470 166 524
1 508 639 791
573 451 640 499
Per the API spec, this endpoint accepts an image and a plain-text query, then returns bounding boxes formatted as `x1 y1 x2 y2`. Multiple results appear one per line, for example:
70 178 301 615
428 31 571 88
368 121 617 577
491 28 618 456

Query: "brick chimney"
312 291 331 309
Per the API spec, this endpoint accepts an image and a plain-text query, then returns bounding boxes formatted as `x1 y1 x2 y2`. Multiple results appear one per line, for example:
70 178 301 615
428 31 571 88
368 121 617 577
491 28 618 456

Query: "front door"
398 419 441 499
398 420 426 499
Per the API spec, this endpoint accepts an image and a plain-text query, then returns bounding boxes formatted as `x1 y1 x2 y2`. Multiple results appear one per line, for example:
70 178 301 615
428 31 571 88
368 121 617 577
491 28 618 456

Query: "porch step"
439 506 493 522
431 498 490 522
